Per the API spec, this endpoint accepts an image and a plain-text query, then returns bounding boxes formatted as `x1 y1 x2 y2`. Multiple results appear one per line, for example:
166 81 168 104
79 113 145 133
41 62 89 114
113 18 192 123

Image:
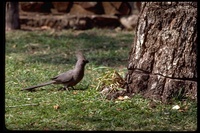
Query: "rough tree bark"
125 2 197 103
6 2 20 31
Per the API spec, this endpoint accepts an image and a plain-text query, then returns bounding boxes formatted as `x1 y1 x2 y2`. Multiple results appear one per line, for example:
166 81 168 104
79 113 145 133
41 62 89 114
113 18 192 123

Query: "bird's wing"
51 70 74 83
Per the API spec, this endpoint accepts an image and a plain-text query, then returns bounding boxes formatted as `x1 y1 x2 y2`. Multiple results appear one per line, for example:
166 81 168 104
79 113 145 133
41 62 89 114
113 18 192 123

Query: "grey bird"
21 51 89 91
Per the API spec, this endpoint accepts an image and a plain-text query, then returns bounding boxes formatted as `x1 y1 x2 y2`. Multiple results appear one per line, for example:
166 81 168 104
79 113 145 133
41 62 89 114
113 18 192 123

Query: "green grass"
5 28 197 131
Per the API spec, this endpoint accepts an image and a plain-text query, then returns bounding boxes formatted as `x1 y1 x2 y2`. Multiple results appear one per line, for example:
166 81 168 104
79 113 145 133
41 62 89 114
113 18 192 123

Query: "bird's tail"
21 80 56 91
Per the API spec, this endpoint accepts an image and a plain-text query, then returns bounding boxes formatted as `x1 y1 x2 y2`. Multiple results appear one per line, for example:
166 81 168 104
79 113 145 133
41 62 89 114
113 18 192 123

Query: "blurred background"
8 2 141 31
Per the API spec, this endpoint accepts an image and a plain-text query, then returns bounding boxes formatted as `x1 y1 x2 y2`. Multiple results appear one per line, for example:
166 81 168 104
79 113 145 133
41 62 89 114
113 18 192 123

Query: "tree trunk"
125 2 197 103
6 2 20 31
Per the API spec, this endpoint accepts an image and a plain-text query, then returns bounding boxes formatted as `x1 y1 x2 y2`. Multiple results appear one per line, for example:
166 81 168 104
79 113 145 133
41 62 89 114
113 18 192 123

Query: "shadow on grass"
6 30 133 67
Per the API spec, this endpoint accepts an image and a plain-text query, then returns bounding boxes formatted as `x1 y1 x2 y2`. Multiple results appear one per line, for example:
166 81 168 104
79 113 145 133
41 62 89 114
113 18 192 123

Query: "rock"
74 2 98 9
120 14 138 30
74 2 104 14
69 4 95 15
102 2 131 16
52 2 71 12
102 2 121 16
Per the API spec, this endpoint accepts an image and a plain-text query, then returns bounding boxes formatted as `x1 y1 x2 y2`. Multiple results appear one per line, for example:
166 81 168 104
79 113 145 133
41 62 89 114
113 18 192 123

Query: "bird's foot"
58 87 71 91
58 87 66 91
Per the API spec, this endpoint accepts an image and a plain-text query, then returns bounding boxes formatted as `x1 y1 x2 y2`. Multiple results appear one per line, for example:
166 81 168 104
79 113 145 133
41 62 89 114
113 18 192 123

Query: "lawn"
5 28 197 131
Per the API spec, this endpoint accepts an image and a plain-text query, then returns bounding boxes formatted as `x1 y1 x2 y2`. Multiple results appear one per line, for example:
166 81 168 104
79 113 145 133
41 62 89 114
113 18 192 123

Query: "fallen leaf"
12 44 16 48
53 105 60 110
172 105 180 110
123 96 130 99
184 106 188 110
117 96 124 100
24 98 31 100
73 91 78 95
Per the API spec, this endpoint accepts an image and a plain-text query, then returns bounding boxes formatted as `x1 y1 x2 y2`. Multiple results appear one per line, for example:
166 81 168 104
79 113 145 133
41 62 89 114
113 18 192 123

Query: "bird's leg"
64 87 70 91
58 87 64 91
63 85 71 91
63 85 75 91
64 86 76 91
71 86 75 90
58 86 68 91
57 86 73 91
